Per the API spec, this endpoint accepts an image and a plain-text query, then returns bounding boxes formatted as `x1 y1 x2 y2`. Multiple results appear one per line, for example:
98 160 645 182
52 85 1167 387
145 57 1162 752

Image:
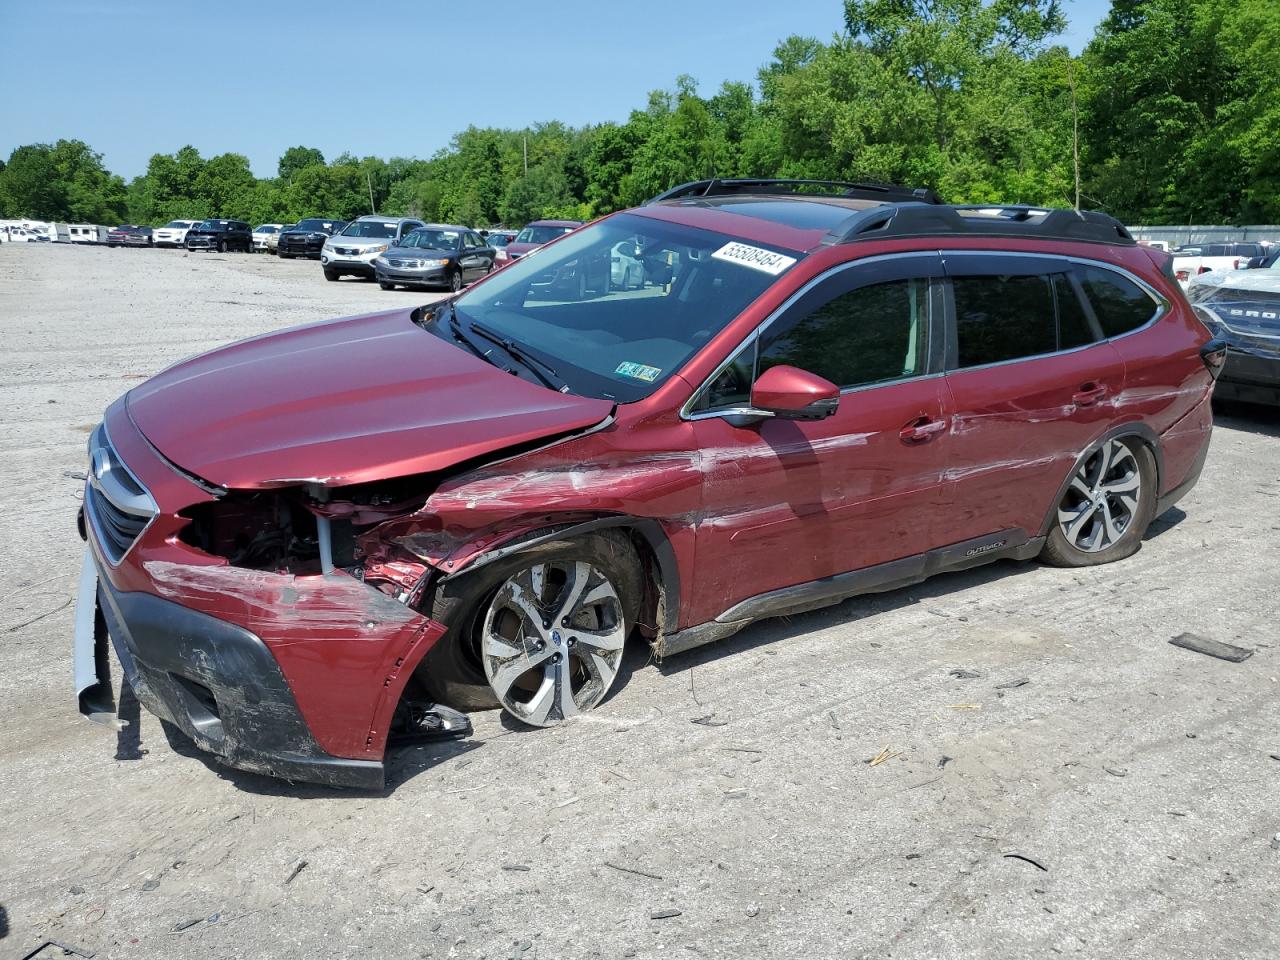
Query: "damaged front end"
75 410 474 790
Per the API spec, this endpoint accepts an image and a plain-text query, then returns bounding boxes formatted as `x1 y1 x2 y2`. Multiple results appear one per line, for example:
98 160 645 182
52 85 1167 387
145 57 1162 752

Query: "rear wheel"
379 280 394 290
217 240 227 253
1041 437 1156 567
420 531 642 721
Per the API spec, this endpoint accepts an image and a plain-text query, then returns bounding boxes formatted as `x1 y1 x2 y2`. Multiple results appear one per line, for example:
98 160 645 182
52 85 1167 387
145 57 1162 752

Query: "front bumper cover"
75 546 386 789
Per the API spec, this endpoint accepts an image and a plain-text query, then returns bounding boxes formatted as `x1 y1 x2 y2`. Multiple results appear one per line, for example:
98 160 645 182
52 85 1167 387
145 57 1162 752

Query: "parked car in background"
503 219 581 261
266 224 291 254
373 225 495 291
321 215 426 281
185 219 253 253
72 178 1221 788
1139 240 1170 253
277 218 345 259
1187 261 1280 405
1173 242 1271 286
1 226 41 243
1243 248 1280 270
609 239 646 289
107 225 153 247
485 229 518 264
251 224 286 252
153 220 200 248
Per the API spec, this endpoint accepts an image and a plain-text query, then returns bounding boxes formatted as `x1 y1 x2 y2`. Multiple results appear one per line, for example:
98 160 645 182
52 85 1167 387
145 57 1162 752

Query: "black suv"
185 219 253 253
278 218 346 259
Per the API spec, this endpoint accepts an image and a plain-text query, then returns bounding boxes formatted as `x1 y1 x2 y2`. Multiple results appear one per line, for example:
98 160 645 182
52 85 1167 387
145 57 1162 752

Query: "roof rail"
649 178 943 206
824 203 1136 247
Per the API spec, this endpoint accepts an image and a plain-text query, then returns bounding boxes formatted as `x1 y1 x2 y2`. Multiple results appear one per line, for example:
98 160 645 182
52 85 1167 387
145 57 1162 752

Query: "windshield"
195 220 226 231
163 220 190 229
253 224 278 234
488 233 514 246
341 220 398 239
452 212 799 402
404 228 460 251
294 219 335 232
515 224 575 245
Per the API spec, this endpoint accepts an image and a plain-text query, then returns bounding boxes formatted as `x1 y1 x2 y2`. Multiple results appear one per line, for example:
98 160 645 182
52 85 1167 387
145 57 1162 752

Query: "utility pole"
367 170 375 214
1068 57 1081 211
523 136 528 178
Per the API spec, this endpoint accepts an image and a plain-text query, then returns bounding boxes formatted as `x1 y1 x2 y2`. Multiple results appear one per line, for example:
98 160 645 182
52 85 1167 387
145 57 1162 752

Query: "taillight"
1197 266 1211 275
1200 338 1228 379
1175 269 1190 281
1233 258 1241 270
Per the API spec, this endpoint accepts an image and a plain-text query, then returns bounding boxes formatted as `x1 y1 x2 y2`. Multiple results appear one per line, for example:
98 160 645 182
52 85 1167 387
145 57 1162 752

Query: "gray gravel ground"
1 243 1278 960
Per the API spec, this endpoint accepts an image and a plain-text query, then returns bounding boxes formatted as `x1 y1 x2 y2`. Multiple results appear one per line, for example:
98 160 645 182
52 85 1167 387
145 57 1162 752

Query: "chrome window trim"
680 251 943 421
938 250 1170 373
85 421 159 567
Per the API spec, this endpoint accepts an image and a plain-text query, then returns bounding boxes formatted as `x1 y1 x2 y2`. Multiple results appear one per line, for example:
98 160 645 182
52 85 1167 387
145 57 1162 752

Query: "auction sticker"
615 361 662 382
711 241 797 275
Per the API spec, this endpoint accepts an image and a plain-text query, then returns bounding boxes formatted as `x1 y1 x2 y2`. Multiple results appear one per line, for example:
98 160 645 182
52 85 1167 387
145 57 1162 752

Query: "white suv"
321 215 426 281
153 220 200 248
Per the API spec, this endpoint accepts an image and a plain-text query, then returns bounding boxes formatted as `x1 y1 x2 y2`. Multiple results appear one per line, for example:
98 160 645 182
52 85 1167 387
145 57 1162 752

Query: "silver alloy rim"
1057 439 1141 553
480 560 626 726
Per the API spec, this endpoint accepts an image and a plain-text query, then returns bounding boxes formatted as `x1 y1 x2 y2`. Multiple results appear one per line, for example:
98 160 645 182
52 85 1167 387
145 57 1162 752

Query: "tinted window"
759 278 930 388
953 274 1056 367
1079 266 1156 337
1054 273 1097 349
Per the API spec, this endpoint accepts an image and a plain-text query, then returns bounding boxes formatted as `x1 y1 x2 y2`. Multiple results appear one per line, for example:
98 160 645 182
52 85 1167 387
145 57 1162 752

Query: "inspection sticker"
615 361 662 382
710 241 797 275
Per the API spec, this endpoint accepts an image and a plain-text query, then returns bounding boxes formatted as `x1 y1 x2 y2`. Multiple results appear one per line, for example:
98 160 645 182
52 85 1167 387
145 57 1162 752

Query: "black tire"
379 280 394 290
217 240 227 253
419 530 643 711
1040 436 1157 568
279 251 291 259
323 269 339 282
449 269 463 293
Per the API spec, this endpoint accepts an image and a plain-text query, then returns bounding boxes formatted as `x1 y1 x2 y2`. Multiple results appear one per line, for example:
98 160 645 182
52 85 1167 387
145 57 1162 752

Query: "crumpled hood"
1188 267 1280 296
126 310 613 489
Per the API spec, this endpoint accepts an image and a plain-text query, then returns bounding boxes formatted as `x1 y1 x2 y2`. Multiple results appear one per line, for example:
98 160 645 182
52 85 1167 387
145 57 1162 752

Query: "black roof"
649 179 1134 248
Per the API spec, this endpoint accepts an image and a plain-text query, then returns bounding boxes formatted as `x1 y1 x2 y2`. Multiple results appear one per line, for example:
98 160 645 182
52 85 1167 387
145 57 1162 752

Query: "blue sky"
1 0 1112 180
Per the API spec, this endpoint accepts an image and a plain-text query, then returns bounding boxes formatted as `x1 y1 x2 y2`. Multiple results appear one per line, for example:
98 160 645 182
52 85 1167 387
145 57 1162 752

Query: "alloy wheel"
480 560 626 726
450 271 463 292
1056 439 1142 553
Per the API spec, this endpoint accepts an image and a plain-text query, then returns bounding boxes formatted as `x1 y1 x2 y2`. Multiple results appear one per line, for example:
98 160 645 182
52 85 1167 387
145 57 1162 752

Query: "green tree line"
2 0 1276 228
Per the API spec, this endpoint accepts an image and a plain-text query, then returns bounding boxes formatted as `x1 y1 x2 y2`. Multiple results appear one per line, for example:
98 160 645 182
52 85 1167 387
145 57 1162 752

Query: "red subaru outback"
75 179 1224 788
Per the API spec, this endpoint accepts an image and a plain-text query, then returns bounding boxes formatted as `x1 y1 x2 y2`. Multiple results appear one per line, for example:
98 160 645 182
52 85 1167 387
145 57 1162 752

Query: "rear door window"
1078 266 1158 338
952 274 1057 367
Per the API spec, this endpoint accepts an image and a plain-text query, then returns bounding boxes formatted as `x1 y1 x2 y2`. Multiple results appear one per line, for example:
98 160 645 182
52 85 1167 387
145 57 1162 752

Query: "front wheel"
449 270 463 293
1041 436 1156 567
323 268 339 282
420 531 642 723
217 240 227 253
379 280 394 290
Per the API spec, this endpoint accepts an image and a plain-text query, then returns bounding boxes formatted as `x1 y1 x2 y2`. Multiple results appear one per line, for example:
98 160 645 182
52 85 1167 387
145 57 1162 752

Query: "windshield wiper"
464 317 566 392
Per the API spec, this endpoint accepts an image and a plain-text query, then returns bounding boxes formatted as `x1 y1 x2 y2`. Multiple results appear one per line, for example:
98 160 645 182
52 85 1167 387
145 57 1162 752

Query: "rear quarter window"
1079 266 1158 338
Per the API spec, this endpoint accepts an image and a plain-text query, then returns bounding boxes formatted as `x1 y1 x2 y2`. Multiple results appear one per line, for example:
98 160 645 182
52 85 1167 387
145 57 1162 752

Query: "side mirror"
750 365 840 420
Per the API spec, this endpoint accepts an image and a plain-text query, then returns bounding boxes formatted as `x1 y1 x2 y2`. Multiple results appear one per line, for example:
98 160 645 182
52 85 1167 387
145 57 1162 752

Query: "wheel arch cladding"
1036 423 1162 539
439 515 681 636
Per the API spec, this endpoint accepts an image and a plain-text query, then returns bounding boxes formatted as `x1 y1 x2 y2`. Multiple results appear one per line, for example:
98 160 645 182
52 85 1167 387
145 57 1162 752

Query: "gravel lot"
2 242 1278 960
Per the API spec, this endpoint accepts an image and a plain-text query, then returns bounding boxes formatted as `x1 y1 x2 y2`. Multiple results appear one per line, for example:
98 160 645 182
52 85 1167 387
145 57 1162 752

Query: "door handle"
1072 383 1109 406
899 415 948 443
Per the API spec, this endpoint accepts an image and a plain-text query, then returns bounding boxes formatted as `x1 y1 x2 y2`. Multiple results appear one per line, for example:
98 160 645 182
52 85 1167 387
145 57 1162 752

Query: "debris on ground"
867 746 901 767
1169 632 1254 663
723 788 748 799
746 904 760 917
690 714 728 727
996 678 1030 689
649 908 682 920
949 669 983 679
604 861 663 881
938 756 954 769
502 863 531 872
1271 833 1280 851
173 917 203 932
1105 766 1129 778
387 701 472 743
1002 851 1050 871
947 703 982 710
20 940 96 959
283 858 308 885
